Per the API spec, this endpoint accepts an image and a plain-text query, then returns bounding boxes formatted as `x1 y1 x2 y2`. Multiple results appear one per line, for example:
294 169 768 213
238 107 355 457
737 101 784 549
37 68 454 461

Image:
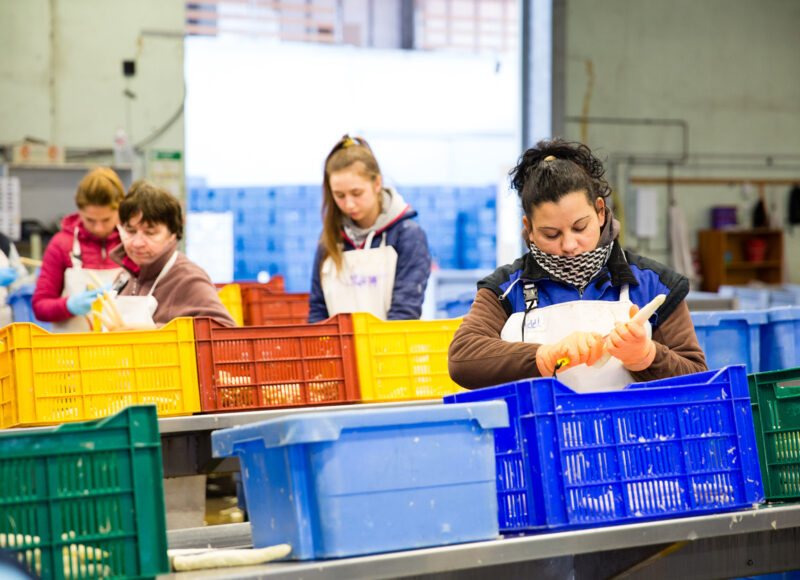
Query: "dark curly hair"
119 180 184 240
509 138 611 217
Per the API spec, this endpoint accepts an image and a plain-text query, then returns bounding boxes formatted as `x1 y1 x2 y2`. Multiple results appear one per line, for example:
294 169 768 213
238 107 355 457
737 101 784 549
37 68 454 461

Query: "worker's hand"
536 331 605 376
605 304 656 371
0 267 17 287
66 287 105 316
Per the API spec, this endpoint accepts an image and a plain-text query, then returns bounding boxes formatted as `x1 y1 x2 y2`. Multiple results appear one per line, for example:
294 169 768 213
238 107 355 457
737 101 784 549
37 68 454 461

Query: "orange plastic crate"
214 274 285 293
242 287 310 326
194 314 360 412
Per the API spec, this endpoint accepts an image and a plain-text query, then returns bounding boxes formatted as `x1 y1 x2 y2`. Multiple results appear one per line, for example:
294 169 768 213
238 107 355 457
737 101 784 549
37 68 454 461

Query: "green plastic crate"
748 366 800 502
0 405 169 579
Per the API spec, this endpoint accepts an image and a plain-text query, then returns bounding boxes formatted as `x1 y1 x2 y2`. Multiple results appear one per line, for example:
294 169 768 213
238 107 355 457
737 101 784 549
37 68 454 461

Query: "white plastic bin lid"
212 400 509 458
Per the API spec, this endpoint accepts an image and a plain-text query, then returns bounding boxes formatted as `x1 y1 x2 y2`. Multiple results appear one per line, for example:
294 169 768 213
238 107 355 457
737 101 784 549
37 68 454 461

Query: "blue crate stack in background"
188 182 497 292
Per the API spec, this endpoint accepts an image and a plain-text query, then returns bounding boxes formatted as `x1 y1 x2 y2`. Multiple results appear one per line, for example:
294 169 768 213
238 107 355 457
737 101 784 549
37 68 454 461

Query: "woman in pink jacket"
32 167 125 332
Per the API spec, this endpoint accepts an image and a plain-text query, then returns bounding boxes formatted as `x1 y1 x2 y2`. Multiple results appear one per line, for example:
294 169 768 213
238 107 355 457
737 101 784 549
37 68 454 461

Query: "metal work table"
161 504 800 579
158 400 441 476
159 399 440 435
3 400 441 476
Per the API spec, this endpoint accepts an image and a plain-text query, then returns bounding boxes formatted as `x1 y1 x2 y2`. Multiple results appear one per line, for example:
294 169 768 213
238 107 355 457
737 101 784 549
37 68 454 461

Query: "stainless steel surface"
686 297 737 311
160 505 800 579
158 401 443 476
578 527 800 580
169 524 253 550
1 401 441 437
158 400 441 434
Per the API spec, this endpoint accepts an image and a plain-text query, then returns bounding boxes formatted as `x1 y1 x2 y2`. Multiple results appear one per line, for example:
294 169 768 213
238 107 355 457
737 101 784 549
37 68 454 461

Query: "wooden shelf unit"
698 229 783 292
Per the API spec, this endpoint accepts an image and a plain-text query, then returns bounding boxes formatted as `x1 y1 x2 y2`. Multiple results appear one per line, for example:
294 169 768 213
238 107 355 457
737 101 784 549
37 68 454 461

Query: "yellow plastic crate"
218 283 244 326
0 318 200 428
351 313 468 401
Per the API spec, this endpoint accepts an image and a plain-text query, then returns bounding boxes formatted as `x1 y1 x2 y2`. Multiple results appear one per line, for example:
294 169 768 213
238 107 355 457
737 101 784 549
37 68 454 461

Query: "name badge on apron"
501 284 649 393
320 231 398 320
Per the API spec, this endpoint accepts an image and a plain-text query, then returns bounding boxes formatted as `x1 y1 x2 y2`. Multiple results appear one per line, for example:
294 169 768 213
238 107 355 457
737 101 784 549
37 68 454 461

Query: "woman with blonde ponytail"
308 135 431 322
33 167 126 332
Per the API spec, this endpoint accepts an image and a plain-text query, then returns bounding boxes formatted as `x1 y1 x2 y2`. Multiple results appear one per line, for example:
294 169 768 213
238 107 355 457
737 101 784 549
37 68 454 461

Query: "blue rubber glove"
66 287 105 316
0 267 17 287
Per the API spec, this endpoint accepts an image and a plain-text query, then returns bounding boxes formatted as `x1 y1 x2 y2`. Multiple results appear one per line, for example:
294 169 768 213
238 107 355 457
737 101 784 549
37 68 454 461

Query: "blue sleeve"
387 220 432 320
308 244 330 323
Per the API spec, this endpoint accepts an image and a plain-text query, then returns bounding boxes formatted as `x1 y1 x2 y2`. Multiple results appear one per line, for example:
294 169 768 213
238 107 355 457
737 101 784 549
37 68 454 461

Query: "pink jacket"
32 213 122 322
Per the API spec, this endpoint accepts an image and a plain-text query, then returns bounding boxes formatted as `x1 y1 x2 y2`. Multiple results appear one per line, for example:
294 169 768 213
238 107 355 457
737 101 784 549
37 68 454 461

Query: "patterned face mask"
529 241 613 291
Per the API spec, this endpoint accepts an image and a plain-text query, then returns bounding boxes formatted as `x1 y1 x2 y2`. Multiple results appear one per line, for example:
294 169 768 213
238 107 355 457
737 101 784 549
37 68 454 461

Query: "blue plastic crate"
234 470 248 515
439 291 475 318
718 286 771 310
782 284 800 304
283 261 313 292
444 366 764 533
691 310 768 373
194 188 230 212
212 402 507 559
187 188 208 211
769 290 798 308
5 284 51 330
762 306 800 371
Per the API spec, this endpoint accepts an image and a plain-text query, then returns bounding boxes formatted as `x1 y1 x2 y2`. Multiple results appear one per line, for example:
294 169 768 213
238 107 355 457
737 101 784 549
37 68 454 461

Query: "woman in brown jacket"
448 139 706 391
105 180 236 330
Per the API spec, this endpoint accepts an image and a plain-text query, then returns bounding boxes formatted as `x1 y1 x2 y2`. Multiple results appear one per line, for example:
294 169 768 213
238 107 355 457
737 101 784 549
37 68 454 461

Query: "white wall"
564 0 800 282
185 37 518 187
0 0 185 167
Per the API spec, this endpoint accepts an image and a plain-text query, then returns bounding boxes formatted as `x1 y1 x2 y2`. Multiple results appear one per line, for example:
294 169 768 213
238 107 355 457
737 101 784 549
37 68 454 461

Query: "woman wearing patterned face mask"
448 138 707 392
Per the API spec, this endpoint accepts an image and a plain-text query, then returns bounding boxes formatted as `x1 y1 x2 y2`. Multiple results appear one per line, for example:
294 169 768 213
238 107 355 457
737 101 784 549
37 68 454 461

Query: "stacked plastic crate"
396 185 496 270
399 185 459 269
691 305 800 374
189 183 498 290
457 188 497 269
188 185 322 291
272 185 322 291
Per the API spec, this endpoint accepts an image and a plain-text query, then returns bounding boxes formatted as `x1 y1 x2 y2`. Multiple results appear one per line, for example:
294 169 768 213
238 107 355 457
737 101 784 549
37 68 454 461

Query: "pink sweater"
32 213 122 322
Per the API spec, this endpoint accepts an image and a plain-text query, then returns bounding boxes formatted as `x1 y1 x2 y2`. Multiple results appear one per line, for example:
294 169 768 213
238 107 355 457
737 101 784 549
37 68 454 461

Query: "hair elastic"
543 155 556 162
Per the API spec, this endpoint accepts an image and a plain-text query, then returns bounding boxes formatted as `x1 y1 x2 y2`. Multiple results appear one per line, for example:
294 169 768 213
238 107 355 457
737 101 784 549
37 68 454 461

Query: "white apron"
53 229 122 333
105 251 179 331
320 231 398 320
501 283 651 393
